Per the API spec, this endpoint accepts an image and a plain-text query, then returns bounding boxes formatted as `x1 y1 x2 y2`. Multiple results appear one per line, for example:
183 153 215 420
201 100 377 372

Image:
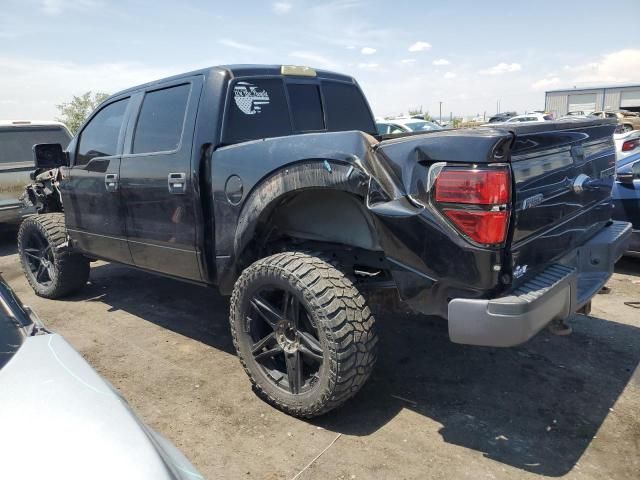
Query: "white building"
545 84 640 117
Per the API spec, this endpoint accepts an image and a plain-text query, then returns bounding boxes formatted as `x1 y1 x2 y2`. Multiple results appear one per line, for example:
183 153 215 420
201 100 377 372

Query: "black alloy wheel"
248 286 324 395
230 251 377 417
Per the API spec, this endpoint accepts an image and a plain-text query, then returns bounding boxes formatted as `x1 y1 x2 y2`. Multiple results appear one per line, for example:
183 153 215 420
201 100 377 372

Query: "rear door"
63 97 132 263
119 77 203 280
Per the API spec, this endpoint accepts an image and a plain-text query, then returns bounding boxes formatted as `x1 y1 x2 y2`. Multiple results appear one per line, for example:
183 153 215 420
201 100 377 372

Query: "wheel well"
238 189 382 269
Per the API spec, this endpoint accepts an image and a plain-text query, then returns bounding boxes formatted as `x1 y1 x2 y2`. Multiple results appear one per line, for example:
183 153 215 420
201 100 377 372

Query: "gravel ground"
0 226 638 480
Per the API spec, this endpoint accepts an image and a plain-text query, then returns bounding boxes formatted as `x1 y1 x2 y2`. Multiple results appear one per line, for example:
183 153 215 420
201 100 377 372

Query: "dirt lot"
0 227 638 480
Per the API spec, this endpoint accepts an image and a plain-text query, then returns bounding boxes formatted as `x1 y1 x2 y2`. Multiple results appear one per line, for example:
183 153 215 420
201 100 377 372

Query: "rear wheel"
18 213 90 298
623 124 634 133
230 251 377 417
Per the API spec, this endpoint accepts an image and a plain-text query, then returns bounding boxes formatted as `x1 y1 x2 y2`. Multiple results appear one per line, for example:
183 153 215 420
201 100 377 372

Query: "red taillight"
443 210 509 244
434 167 511 245
622 139 640 152
434 169 510 204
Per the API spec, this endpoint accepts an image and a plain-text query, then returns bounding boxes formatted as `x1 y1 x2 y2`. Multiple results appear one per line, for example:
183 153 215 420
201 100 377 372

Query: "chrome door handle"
105 173 119 192
168 172 186 194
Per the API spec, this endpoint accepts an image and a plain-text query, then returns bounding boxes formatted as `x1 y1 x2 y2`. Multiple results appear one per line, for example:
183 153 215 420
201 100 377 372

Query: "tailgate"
507 120 617 281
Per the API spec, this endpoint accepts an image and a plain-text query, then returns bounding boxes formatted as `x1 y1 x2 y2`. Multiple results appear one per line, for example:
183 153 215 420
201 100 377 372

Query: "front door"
119 78 203 281
62 97 132 264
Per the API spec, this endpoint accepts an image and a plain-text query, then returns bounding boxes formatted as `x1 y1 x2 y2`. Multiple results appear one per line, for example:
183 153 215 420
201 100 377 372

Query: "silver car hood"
0 333 202 480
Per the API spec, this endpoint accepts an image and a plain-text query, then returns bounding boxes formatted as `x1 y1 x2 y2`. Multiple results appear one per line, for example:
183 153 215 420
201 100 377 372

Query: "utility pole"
439 101 443 125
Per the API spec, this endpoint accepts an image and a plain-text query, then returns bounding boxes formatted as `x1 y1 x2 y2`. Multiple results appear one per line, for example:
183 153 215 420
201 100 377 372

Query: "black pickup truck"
19 64 631 417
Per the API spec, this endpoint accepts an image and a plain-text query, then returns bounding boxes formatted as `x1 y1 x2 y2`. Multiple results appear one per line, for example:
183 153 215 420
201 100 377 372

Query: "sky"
2 0 640 120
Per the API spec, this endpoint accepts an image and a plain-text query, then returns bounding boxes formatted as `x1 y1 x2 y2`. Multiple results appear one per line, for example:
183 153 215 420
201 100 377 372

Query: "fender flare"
233 160 372 259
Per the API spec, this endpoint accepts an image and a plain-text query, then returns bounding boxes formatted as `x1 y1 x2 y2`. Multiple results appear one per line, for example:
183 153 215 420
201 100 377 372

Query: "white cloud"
531 77 560 90
0 55 172 119
479 62 522 75
568 49 640 84
358 63 379 69
408 41 431 52
443 72 457 79
272 2 292 14
219 38 263 52
433 58 450 66
400 59 416 65
289 51 338 69
361 47 377 55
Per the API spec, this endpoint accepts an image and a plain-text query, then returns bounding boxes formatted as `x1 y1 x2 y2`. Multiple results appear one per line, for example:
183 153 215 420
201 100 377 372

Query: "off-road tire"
230 251 378 417
18 213 90 299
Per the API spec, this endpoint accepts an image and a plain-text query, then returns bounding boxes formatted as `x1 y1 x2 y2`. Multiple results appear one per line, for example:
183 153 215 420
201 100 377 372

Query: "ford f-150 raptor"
19 64 631 417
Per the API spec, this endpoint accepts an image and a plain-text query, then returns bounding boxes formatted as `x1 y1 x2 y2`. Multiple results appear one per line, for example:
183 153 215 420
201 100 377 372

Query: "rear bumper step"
447 220 632 347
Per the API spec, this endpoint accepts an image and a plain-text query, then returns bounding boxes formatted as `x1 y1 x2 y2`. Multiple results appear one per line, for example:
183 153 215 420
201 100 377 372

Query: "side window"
376 123 390 135
223 78 291 144
286 83 324 131
76 99 128 166
132 83 191 154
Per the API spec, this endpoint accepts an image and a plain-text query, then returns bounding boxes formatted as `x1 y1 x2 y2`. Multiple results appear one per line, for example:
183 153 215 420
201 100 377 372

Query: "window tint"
223 78 291 144
133 84 191 154
287 84 324 131
322 81 376 134
0 127 70 164
76 99 128 165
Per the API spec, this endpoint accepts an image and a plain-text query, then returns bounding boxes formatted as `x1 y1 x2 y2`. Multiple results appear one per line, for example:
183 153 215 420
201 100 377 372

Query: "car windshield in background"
0 298 25 372
0 127 71 164
404 120 441 131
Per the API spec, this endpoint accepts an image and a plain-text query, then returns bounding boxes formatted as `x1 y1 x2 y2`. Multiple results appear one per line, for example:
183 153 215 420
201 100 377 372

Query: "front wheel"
230 252 378 417
18 213 90 299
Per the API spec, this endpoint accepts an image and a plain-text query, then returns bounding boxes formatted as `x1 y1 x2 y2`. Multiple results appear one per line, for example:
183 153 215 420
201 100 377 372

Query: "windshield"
0 279 30 371
0 127 71 164
403 120 441 131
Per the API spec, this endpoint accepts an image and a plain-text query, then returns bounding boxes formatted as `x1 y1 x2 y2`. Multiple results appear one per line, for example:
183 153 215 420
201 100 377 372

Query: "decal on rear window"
233 82 270 115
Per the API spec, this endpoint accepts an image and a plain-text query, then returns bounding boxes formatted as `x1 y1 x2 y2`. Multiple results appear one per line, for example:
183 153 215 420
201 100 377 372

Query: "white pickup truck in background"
0 121 71 223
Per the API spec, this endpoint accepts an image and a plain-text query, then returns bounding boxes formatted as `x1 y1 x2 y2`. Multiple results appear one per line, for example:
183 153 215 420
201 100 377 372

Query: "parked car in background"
590 110 640 132
487 112 517 123
503 113 554 124
614 129 640 161
612 151 640 256
0 275 203 480
566 110 585 116
0 121 71 223
376 117 442 134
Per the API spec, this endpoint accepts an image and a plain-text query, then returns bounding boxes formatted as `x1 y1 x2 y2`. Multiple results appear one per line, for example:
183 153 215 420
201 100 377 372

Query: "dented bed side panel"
210 129 511 308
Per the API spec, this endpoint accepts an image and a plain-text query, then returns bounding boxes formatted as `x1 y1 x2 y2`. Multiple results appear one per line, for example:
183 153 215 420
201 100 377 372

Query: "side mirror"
33 143 69 169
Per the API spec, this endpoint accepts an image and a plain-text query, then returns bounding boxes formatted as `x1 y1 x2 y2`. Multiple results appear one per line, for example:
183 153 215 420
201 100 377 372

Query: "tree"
56 91 109 134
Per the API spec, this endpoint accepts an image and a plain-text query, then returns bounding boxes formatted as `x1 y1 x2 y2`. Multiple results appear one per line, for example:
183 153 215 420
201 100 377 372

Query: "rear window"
322 81 376 134
223 79 291 144
0 127 71 164
286 84 324 131
222 77 375 144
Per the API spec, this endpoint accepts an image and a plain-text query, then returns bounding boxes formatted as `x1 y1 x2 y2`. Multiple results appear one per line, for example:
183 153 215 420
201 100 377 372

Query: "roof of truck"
111 64 357 98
